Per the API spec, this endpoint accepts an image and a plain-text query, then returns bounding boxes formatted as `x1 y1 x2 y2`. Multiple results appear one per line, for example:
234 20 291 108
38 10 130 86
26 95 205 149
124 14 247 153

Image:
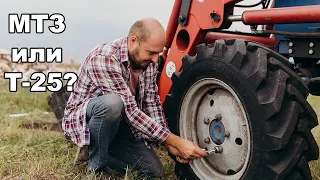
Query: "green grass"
308 95 320 180
0 79 176 180
0 77 319 179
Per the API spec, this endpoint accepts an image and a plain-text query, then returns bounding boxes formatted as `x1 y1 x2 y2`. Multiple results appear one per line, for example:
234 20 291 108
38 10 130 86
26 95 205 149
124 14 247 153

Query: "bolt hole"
235 138 243 145
227 169 236 175
210 100 214 107
176 29 190 51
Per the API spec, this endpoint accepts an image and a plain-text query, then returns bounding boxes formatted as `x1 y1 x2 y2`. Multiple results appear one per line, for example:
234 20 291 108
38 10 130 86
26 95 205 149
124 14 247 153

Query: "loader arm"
159 0 320 103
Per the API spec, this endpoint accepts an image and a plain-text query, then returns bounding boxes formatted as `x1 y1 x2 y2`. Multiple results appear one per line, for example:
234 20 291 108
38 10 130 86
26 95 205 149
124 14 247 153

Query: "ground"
0 78 319 180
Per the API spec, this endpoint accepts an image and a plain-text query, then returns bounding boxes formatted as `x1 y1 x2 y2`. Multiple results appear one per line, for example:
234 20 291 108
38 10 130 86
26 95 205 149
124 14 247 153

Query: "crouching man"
62 17 208 179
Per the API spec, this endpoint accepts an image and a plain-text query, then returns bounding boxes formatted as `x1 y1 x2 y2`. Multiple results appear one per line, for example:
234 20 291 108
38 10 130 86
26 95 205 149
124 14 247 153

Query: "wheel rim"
179 78 251 180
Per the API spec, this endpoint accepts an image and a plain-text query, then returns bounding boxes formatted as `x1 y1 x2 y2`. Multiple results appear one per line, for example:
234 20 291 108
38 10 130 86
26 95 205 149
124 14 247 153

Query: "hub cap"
210 120 226 145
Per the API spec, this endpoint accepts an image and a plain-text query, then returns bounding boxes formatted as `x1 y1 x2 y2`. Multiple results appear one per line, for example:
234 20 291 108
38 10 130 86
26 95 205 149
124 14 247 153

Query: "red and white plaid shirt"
62 37 171 147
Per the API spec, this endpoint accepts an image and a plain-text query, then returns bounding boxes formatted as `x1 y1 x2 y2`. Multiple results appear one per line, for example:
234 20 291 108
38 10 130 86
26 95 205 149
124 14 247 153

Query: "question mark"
63 73 78 92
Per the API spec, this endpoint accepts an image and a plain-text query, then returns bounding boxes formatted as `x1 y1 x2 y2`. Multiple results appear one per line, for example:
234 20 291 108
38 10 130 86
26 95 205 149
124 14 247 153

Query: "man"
62 18 208 178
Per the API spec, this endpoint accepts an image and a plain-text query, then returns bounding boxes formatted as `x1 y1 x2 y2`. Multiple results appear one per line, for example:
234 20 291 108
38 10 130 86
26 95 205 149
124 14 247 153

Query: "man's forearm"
164 133 180 147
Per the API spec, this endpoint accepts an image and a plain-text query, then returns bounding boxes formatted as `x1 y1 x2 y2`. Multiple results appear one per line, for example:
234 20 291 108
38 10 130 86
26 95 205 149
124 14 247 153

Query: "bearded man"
62 18 207 179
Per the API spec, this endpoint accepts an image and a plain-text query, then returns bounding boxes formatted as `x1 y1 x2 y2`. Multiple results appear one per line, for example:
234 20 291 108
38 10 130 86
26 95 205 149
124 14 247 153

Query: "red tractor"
48 0 320 179
157 0 320 179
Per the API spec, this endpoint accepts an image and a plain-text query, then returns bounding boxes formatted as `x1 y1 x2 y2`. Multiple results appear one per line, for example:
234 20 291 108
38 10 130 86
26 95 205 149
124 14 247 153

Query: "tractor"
158 0 320 179
48 0 320 179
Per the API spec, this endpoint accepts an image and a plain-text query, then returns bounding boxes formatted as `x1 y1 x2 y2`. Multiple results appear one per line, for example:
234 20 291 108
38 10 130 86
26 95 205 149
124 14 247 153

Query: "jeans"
86 94 163 178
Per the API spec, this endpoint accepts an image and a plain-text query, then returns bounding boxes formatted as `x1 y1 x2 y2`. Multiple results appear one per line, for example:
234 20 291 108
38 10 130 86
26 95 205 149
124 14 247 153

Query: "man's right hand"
164 133 208 160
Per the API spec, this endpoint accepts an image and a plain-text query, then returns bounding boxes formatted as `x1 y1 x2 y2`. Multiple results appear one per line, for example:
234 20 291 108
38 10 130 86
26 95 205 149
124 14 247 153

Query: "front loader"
158 0 320 179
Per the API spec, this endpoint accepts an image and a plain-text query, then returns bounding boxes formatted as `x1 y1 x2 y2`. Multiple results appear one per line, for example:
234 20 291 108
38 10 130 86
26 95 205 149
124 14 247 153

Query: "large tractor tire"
164 39 319 180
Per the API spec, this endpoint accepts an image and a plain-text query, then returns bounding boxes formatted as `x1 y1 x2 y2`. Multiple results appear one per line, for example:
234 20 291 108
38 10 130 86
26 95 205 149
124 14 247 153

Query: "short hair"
128 20 150 42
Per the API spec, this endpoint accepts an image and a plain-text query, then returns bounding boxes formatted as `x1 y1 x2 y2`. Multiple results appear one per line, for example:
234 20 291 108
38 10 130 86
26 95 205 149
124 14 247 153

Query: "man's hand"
166 144 180 157
176 156 192 164
164 133 208 160
174 138 208 160
165 144 192 164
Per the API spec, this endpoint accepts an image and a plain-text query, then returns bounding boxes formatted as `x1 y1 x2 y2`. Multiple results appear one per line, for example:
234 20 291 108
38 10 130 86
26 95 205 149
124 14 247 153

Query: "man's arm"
86 54 170 142
142 65 169 130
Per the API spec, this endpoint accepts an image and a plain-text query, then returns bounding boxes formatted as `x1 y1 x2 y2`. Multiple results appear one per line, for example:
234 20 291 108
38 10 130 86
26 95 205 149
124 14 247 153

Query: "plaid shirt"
62 37 171 147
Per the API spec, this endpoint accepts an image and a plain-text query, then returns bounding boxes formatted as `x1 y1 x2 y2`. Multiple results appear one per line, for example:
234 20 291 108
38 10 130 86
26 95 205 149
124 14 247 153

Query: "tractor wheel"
164 39 319 180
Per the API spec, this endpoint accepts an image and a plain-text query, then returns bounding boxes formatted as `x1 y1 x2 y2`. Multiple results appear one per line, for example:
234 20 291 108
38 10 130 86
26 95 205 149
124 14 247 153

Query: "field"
0 78 319 180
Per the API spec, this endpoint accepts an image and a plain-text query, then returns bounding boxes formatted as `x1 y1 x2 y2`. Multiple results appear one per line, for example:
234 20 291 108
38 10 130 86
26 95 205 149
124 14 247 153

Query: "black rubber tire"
164 39 319 180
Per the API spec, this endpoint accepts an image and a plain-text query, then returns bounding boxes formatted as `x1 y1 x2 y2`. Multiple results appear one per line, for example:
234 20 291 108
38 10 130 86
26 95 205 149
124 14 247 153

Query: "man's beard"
130 47 152 70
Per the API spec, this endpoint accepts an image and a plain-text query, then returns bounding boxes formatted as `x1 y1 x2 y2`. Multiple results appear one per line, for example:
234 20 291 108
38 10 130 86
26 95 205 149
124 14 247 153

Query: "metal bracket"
178 0 192 26
287 40 320 59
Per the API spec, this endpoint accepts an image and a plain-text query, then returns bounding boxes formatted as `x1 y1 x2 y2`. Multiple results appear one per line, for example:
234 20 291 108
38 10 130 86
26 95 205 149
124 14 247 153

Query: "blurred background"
0 0 258 64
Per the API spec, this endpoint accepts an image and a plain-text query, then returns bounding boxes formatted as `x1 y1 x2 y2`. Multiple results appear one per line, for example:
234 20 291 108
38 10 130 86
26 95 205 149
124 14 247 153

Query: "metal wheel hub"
210 120 226 145
179 78 251 180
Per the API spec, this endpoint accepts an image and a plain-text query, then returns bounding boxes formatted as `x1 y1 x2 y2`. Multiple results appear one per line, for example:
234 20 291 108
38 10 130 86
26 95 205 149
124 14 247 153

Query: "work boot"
74 145 89 165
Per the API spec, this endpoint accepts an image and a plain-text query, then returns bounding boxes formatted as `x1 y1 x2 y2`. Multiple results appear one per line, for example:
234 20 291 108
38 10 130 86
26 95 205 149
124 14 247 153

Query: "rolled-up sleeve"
86 54 170 142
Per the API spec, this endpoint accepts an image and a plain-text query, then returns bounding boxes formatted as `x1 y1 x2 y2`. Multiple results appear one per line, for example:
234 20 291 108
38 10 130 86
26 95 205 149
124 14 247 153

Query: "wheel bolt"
289 42 294 47
289 49 293 54
309 49 314 55
204 118 210 124
214 114 222 121
204 137 211 144
214 146 223 153
179 15 186 23
225 131 230 138
310 42 315 48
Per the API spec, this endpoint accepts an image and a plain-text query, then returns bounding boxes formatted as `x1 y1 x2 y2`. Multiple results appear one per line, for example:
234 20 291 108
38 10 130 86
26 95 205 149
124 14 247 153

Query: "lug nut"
214 114 222 121
214 146 223 153
204 118 210 124
204 137 211 144
225 131 230 138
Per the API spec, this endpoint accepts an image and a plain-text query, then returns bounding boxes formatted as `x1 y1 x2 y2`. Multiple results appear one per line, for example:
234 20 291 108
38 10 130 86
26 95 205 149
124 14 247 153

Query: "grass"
0 79 176 180
308 95 320 180
0 77 319 179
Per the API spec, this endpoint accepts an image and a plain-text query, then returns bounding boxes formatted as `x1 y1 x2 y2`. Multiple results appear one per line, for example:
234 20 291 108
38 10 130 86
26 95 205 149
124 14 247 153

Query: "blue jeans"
86 94 163 178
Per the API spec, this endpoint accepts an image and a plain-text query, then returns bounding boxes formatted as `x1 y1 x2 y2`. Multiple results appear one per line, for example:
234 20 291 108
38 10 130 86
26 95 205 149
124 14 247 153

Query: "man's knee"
90 94 124 121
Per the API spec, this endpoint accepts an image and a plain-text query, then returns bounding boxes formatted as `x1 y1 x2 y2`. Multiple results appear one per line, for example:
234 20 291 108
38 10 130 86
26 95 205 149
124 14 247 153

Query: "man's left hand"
176 156 192 164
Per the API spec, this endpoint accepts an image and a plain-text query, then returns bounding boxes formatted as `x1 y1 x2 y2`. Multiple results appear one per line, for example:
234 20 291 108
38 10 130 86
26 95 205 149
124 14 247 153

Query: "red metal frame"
242 5 320 25
158 0 320 104
204 32 278 49
158 15 206 103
